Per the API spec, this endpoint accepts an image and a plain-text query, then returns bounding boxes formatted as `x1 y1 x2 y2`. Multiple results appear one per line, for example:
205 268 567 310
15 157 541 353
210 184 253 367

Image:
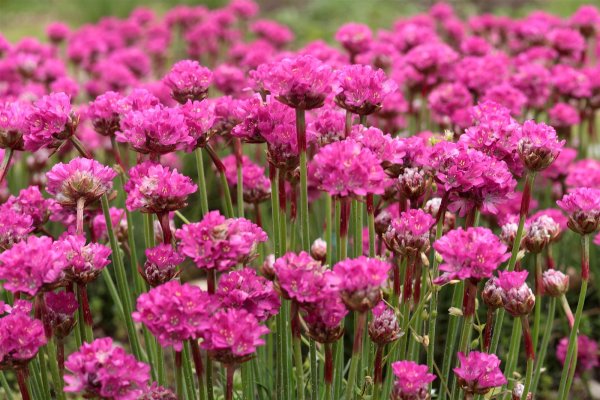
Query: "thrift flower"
0 301 46 369
333 256 391 312
273 251 331 304
333 64 397 115
518 120 565 172
163 60 212 104
556 335 599 376
55 235 111 284
498 270 535 317
391 361 436 400
454 351 507 395
24 92 78 151
141 244 184 287
383 209 434 256
557 188 600 235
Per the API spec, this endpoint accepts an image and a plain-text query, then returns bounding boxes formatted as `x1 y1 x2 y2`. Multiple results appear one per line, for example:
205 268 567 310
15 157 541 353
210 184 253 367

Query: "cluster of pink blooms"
1 0 600 398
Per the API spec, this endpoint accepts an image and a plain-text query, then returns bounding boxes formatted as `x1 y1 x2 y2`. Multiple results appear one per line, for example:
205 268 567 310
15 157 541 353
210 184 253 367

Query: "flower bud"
44 291 78 339
374 209 393 235
500 222 520 249
482 277 504 309
260 254 276 281
368 302 402 345
523 216 560 254
512 384 533 400
141 244 183 287
499 271 535 317
310 238 327 263
542 269 569 297
397 167 429 200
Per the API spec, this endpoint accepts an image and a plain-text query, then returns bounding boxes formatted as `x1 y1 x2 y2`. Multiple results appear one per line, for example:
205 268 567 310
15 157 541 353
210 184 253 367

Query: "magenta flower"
349 125 405 168
302 288 347 343
133 281 213 350
523 215 561 253
163 60 212 104
46 157 116 207
116 105 193 155
87 91 124 136
333 65 397 115
566 159 600 189
0 235 66 296
46 22 70 43
257 55 332 109
369 302 402 345
273 251 331 304
232 97 295 144
383 209 434 256
221 155 271 203
44 291 78 339
454 351 507 395
139 382 177 400
55 234 111 284
335 23 372 56
542 269 569 297
251 20 294 48
391 361 436 399
482 83 527 117
433 227 509 285
92 207 127 243
557 188 600 235
427 83 473 127
141 243 184 287
542 147 577 182
0 100 30 150
570 5 600 36
201 308 269 365
176 211 267 272
125 161 197 214
333 256 391 312
180 99 215 150
518 120 565 172
216 268 280 322
312 139 388 198
498 270 535 317
0 206 34 250
556 335 599 376
548 103 580 128
64 337 150 400
24 92 78 151
0 301 46 369
4 186 52 228
511 63 551 110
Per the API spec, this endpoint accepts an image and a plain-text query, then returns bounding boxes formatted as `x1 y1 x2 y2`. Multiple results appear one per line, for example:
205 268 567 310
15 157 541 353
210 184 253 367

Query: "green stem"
195 148 210 217
0 148 13 185
182 343 196 400
326 195 333 267
234 139 244 218
293 335 305 400
297 108 310 250
175 350 185 399
309 339 318 400
532 297 556 393
69 136 92 158
439 282 463 400
345 312 367 400
47 340 65 400
520 316 535 400
37 346 50 400
205 144 234 218
0 371 13 400
503 318 522 398
532 253 543 350
367 195 375 257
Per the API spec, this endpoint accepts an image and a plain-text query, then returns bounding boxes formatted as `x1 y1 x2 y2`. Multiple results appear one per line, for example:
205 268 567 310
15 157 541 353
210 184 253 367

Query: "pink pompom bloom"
510 63 551 110
391 361 436 399
55 235 111 284
0 235 66 296
221 155 271 204
46 22 70 43
454 351 507 395
116 105 193 155
163 60 212 104
216 268 280 322
3 185 52 227
518 120 565 172
176 211 267 272
541 147 577 182
570 5 600 36
312 139 389 198
333 256 391 312
556 335 599 376
251 20 294 48
133 281 213 350
542 269 569 297
482 83 527 117
335 23 372 56
433 227 509 285
213 64 247 96
0 205 34 250
139 382 177 400
349 125 405 169
257 55 332 109
557 188 600 235
498 270 535 316
46 157 116 207
180 100 216 150
0 300 46 369
87 91 124 136
333 64 397 115
369 301 402 345
566 159 600 189
125 161 197 214
64 337 150 400
0 100 30 150
548 103 581 128
273 251 331 304
232 97 295 144
427 83 473 127
201 308 269 364
44 291 78 339
302 289 347 343
383 209 434 256
24 92 78 151
141 243 184 288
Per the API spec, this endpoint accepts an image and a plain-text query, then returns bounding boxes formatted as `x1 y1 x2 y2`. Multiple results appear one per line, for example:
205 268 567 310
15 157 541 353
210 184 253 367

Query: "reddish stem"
57 338 65 376
225 365 235 400
520 175 533 218
205 144 226 173
483 308 496 352
339 197 351 238
207 269 216 295
393 257 401 301
190 339 205 386
521 316 535 360
324 343 333 385
157 212 172 245
403 256 414 304
290 301 302 339
373 344 384 384
254 203 262 228
412 260 422 306
278 171 286 213
78 283 94 327
16 368 31 400
353 312 367 354
462 279 478 318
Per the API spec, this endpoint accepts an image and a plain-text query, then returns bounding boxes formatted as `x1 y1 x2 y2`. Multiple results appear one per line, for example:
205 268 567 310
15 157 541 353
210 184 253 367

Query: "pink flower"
551 64 591 99
44 291 78 339
548 103 581 128
333 256 391 312
454 54 507 95
302 289 347 343
180 99 216 150
0 301 46 369
216 268 280 322
133 281 213 350
523 215 561 253
391 361 436 399
498 270 535 316
3 185 51 227
335 23 372 56
163 60 212 104
557 188 600 235
567 159 600 189
92 207 127 243
24 92 78 151
125 161 196 214
312 139 389 197
542 269 569 297
221 155 271 203
257 55 332 109
433 227 509 285
482 83 527 117
141 244 184 287
213 64 247 96
0 235 66 296
454 351 507 394
333 64 397 115
274 251 331 304
64 337 150 400
232 97 295 144
548 28 585 63
349 125 405 167
87 91 124 136
201 308 269 364
427 83 473 126
116 105 193 155
556 335 599 376
139 382 177 400
511 63 551 110
46 22 70 43
0 100 30 150
518 120 565 172
251 20 294 48
46 157 116 207
55 234 111 284
383 209 434 256
570 5 600 36
369 302 402 345
176 211 267 272
0 206 34 250
542 147 577 182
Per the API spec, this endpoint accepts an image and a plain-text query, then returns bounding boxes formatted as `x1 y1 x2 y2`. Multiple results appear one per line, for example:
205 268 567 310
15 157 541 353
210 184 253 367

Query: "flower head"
369 301 402 345
4 186 52 228
542 269 569 297
24 92 78 151
333 65 397 115
391 361 436 400
556 335 599 376
201 308 269 364
87 91 124 136
0 100 30 150
44 291 78 339
518 120 565 171
141 244 183 287
434 227 509 285
0 235 66 296
302 289 347 344
0 204 34 250
335 23 372 55
139 382 177 400
221 155 271 204
0 301 46 369
454 351 507 395
92 207 127 243
64 337 150 400
482 277 504 309
163 60 212 103
216 268 280 322
523 215 561 253
46 157 116 207
176 211 267 272
125 161 196 214
55 235 111 284
333 256 391 312
383 209 434 256
498 270 535 317
557 188 600 235
133 281 213 350
273 251 331 304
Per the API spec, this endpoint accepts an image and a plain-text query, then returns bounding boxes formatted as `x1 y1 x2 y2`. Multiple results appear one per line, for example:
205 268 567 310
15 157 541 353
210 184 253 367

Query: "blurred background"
0 0 593 43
